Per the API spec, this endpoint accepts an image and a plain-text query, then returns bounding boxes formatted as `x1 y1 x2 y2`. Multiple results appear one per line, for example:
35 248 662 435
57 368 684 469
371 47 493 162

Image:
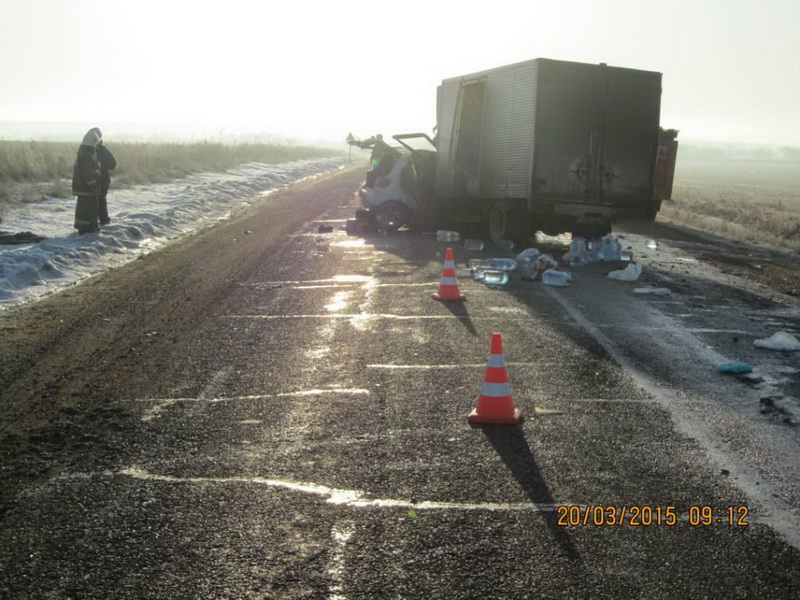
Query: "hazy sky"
1 0 798 145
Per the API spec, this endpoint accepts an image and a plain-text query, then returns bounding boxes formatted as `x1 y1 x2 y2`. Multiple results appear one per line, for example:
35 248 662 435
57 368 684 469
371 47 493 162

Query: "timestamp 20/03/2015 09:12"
556 505 750 527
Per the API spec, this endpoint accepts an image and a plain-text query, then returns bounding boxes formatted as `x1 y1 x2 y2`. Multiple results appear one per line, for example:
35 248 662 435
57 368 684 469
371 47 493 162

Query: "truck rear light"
376 176 391 188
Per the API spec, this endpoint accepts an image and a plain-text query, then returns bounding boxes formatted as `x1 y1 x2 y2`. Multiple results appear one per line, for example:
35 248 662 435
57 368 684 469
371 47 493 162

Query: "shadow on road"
480 423 581 561
434 298 479 337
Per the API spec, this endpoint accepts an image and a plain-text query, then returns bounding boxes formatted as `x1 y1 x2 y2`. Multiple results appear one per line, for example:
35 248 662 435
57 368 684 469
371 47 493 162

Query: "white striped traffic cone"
432 247 467 302
468 333 523 424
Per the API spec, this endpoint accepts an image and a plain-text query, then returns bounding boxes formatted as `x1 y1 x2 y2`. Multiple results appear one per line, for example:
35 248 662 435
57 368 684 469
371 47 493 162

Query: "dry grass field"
660 157 800 251
0 140 342 218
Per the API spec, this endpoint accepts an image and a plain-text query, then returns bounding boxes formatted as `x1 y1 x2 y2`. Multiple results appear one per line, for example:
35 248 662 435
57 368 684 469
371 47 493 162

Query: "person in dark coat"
72 127 103 234
96 139 117 225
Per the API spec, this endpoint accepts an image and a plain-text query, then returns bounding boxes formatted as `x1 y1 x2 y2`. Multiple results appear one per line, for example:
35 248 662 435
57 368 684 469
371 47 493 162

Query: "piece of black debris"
0 231 46 244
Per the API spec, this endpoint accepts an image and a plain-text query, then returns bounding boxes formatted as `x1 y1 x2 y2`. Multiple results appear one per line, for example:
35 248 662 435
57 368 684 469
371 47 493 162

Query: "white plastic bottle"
486 258 518 271
482 270 510 285
464 239 485 251
437 230 460 242
541 269 572 286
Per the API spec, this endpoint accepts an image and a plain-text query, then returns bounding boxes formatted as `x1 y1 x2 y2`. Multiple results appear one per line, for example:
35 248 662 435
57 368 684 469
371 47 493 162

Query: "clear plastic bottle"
464 239 485 251
585 238 601 263
469 258 491 271
482 270 510 285
436 230 461 243
469 259 488 281
541 269 572 286
495 239 515 252
568 237 586 259
485 258 518 271
599 235 622 261
516 248 541 262
470 267 485 281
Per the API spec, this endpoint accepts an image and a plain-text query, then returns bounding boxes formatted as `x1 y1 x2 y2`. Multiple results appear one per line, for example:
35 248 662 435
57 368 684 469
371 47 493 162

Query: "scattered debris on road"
753 331 800 351
608 263 643 282
718 362 753 374
633 286 672 296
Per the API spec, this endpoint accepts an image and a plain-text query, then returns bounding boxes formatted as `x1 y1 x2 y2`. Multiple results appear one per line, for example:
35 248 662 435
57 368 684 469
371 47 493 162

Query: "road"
2 167 800 599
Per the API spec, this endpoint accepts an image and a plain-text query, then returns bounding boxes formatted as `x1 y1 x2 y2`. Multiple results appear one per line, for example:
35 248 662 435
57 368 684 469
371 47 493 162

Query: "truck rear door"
600 67 662 208
532 61 661 210
532 60 600 203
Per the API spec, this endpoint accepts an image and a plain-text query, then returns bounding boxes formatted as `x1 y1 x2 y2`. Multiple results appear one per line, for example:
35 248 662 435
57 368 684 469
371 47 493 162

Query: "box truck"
356 57 677 240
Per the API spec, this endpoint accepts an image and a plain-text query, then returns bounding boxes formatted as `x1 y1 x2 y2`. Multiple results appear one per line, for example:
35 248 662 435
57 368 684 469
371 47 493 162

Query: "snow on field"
0 157 347 311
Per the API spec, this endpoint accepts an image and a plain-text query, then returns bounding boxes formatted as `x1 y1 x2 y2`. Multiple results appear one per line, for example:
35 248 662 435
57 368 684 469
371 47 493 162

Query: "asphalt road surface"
2 168 800 599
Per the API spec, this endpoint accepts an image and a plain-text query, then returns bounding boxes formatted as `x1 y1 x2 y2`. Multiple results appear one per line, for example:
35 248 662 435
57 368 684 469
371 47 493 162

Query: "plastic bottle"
495 239 515 252
599 236 611 261
516 248 541 261
567 237 586 259
599 235 620 261
613 237 622 260
469 259 489 281
482 270 510 285
541 269 572 286
469 258 491 271
464 239 485 251
569 256 588 268
437 230 461 243
518 257 537 279
485 258 518 271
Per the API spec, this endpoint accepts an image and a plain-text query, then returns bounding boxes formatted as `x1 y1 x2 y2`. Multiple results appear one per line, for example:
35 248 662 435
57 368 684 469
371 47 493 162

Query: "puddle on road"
119 467 559 513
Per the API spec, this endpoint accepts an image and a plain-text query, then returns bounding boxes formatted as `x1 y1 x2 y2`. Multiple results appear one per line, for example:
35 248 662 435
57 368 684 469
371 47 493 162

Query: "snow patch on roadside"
0 158 346 311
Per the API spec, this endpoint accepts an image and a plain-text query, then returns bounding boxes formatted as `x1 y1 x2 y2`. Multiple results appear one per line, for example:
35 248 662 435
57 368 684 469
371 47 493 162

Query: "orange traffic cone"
432 247 467 302
468 333 523 424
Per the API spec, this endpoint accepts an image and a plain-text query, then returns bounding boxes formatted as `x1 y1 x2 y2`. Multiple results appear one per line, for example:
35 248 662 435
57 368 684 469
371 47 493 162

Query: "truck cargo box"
435 58 663 236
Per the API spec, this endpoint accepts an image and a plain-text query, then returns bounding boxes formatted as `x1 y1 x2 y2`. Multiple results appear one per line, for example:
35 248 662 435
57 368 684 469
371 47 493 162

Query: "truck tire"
489 201 510 242
374 200 409 231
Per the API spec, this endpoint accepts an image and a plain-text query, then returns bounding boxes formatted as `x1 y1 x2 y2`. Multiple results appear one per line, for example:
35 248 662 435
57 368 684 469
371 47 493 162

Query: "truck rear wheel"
489 201 532 244
489 201 510 242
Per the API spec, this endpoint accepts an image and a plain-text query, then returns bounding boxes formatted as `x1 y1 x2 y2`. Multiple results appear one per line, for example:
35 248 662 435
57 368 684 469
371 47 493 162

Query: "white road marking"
119 467 561 512
222 314 512 321
366 362 544 370
139 389 370 421
328 521 356 600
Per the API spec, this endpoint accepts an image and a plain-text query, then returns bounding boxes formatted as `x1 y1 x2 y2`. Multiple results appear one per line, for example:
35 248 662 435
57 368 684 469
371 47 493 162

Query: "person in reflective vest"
360 133 390 168
72 127 103 234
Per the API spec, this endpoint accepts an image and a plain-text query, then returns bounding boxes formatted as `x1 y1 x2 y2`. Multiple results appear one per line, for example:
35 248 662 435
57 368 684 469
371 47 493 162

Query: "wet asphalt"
2 169 800 599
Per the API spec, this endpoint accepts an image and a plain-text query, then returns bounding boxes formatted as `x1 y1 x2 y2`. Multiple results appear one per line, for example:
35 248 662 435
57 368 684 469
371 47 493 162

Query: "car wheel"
374 201 409 231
